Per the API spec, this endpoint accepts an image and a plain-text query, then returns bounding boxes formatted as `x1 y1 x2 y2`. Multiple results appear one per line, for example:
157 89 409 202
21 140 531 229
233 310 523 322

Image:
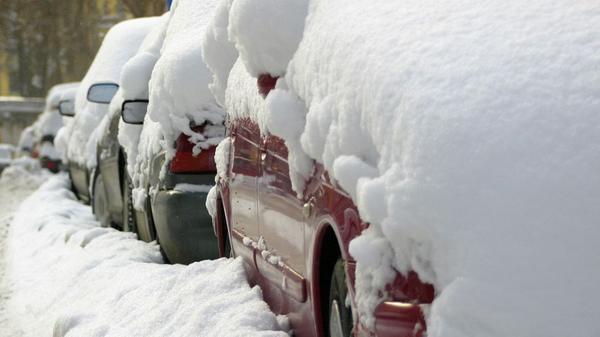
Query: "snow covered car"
210 60 434 337
92 14 168 231
0 144 15 173
62 17 159 204
121 0 223 264
35 82 80 172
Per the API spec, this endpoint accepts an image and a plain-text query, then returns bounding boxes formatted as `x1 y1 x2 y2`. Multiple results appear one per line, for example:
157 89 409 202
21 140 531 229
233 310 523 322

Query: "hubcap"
329 299 344 337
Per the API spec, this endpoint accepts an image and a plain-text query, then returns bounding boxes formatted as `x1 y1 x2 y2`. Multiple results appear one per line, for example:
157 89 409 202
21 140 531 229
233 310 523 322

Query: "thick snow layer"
228 0 307 77
146 0 225 163
65 17 159 169
261 1 600 336
131 117 164 210
225 59 267 132
110 14 169 180
201 0 238 106
2 171 289 337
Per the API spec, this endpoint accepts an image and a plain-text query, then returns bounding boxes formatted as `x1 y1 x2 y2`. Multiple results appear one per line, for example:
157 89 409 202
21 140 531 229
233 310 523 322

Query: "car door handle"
303 197 316 218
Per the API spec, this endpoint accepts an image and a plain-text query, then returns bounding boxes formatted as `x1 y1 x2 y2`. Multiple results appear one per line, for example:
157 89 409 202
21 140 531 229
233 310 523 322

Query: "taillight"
169 125 217 174
257 74 278 97
386 271 435 304
46 160 57 171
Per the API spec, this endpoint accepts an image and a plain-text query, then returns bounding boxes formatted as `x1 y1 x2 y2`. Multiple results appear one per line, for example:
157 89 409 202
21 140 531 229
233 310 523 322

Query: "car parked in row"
34 82 80 173
60 17 159 205
117 0 223 264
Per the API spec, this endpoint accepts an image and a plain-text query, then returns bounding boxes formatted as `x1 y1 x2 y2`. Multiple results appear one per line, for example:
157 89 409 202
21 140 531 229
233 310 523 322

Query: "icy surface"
1 168 289 337
257 0 600 335
65 17 159 169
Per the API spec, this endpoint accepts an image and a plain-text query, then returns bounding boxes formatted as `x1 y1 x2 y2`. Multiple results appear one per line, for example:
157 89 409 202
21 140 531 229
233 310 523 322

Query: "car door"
229 117 261 264
257 134 307 309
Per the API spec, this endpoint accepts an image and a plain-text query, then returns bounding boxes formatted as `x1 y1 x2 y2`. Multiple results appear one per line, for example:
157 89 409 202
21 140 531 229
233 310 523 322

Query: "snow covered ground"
0 162 288 337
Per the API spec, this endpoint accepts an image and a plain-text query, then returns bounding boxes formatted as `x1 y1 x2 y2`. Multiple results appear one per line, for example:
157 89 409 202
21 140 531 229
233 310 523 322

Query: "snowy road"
0 162 288 337
0 161 49 337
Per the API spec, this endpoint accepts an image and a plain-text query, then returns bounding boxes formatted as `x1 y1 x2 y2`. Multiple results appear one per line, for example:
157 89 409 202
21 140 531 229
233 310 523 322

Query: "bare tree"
122 0 166 18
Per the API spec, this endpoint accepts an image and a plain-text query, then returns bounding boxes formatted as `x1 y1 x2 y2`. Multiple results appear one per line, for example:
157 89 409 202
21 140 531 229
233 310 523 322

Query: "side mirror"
121 100 149 125
87 82 119 104
58 100 75 117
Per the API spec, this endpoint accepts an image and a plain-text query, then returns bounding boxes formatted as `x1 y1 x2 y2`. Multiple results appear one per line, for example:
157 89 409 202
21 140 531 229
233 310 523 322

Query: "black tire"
218 202 232 258
326 259 353 337
121 171 137 234
92 170 111 228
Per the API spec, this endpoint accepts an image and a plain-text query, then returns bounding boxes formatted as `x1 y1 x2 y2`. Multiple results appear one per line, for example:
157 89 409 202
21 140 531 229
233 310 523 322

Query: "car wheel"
327 258 353 337
92 171 111 228
121 172 137 233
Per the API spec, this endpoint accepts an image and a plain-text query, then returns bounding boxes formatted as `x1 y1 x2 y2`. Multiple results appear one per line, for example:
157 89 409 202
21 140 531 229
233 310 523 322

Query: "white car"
61 17 160 204
0 144 15 173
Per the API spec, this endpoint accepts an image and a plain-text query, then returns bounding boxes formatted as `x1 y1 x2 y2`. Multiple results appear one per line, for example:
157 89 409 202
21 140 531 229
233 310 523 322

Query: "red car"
212 75 435 337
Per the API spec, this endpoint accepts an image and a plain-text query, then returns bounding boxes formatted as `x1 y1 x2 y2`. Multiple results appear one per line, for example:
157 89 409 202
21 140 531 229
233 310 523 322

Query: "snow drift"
3 171 289 337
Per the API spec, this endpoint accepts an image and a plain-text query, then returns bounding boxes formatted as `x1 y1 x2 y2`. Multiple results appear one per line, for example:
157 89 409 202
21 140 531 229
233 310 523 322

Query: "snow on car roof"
66 17 160 169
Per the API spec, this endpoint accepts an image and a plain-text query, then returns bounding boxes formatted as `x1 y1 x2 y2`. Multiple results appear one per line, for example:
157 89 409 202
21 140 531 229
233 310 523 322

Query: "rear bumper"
152 189 219 264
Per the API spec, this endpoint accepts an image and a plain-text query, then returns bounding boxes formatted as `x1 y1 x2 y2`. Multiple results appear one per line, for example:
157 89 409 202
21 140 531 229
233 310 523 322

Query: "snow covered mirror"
58 100 75 117
87 82 119 104
121 100 148 125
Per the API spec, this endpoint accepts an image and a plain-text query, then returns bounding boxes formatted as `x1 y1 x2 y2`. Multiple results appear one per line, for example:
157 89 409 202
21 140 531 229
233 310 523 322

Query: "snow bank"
146 0 225 163
4 174 289 337
264 1 600 336
65 17 159 169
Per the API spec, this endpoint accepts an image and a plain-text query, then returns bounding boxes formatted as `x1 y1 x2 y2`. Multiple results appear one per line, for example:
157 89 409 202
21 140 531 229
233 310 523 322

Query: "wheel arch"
312 220 345 337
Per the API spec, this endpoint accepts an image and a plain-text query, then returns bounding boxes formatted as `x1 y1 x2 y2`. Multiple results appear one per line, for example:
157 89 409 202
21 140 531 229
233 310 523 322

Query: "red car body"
212 79 434 337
